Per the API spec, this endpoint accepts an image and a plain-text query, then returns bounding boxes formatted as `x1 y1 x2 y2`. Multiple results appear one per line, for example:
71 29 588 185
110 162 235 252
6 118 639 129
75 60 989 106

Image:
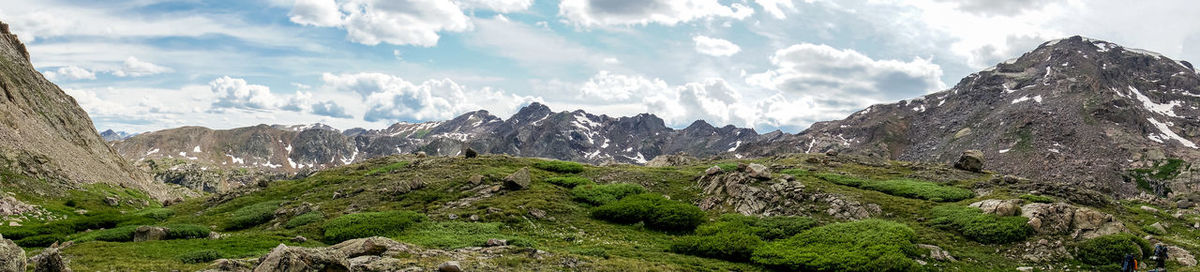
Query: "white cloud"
755 0 797 19
311 100 353 118
579 71 670 102
289 0 343 27
320 72 534 122
210 76 281 110
566 71 753 128
693 35 741 56
558 0 754 27
112 57 172 77
454 0 534 13
466 16 606 70
43 66 96 81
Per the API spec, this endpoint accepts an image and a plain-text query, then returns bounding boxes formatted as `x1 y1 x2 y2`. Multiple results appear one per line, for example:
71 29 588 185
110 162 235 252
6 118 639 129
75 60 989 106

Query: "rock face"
0 234 25 272
253 244 350 272
1020 202 1126 239
133 226 167 242
953 150 984 172
503 167 531 190
0 196 36 217
0 21 175 200
697 166 879 220
645 154 698 167
1168 245 1197 267
736 36 1200 197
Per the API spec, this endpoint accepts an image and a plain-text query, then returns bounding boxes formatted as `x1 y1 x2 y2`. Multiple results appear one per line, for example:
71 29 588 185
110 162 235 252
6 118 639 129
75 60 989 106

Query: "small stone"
485 238 507 247
1141 205 1161 213
1017 267 1034 272
503 167 531 189
825 150 839 157
291 236 307 243
438 261 462 272
468 215 480 221
468 174 485 185
133 226 167 242
447 214 459 220
529 208 547 219
416 151 427 158
104 196 120 207
779 174 795 181
705 166 722 175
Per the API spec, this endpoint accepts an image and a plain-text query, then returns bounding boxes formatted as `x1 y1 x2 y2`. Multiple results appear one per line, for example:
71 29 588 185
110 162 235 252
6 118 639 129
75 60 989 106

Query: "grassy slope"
3 154 1199 271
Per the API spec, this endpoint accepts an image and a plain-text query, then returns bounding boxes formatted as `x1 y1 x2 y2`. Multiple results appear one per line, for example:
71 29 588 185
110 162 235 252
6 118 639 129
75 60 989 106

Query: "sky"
3 0 1199 134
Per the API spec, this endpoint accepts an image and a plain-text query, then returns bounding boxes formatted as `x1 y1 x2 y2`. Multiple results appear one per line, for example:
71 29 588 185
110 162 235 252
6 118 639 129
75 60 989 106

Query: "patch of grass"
545 176 593 188
135 208 175 222
670 214 817 262
929 205 1031 244
323 210 426 243
778 168 811 177
816 173 973 202
534 160 586 173
591 193 705 232
671 231 763 262
75 225 138 242
571 183 647 206
165 224 211 239
365 161 409 176
1075 233 1150 265
716 163 739 172
394 221 517 249
285 212 324 229
1019 194 1055 203
225 201 282 230
751 219 919 271
177 250 222 264
16 234 67 247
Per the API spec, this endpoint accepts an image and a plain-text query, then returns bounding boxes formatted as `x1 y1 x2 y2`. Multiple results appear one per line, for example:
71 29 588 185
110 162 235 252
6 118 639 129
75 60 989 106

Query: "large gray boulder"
0 234 25 272
503 167 531 189
1021 202 1126 239
745 163 772 180
134 226 167 242
968 199 1022 216
252 244 350 272
30 245 71 272
953 150 984 172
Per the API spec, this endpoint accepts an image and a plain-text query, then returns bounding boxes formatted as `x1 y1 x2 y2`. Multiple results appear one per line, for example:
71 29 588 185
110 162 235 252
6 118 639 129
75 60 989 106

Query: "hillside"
739 36 1200 199
2 152 1199 271
0 22 181 202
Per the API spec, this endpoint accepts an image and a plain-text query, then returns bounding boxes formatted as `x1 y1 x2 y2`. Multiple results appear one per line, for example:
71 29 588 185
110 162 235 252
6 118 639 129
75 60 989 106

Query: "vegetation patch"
165 224 211 239
533 160 586 173
670 214 818 261
590 193 705 232
285 212 324 229
751 219 919 271
929 205 1031 244
1019 194 1054 203
365 161 410 176
323 210 426 243
816 173 973 202
571 183 647 205
177 250 223 264
394 221 519 249
225 201 283 230
545 176 593 188
1075 233 1150 265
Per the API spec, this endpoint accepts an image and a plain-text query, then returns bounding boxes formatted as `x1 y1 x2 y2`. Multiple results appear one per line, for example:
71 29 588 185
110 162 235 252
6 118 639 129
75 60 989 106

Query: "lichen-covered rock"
918 244 956 262
1168 245 1197 266
745 163 771 179
327 237 413 258
697 170 878 219
133 226 167 242
253 244 349 272
503 167 531 189
704 166 722 176
0 234 25 272
30 246 71 272
1021 202 1126 239
969 199 1022 216
437 261 462 272
953 150 984 172
645 154 697 167
0 196 36 217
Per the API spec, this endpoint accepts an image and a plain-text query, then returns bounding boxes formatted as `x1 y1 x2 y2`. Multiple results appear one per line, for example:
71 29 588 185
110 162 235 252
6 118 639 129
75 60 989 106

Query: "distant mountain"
0 22 179 200
738 36 1200 198
100 129 138 142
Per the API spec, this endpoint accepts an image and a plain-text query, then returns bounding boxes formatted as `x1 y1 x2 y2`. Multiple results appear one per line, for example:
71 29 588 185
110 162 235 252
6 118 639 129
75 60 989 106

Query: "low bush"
1075 233 1150 265
366 161 409 176
751 219 919 271
1020 194 1055 203
394 221 510 249
534 160 585 173
85 225 139 242
165 224 211 239
816 174 973 202
545 176 593 188
324 211 426 243
17 234 66 247
177 250 223 264
226 201 282 230
135 208 175 222
591 193 705 232
716 163 739 172
671 231 763 261
929 205 1031 244
571 183 646 205
285 212 324 229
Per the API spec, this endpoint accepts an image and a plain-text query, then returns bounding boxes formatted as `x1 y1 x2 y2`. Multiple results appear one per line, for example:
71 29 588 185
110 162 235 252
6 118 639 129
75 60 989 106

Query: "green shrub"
136 208 175 221
751 219 919 272
1019 194 1055 203
545 176 593 188
86 225 139 242
534 160 585 173
779 168 811 177
17 234 66 247
571 183 647 205
177 250 222 264
591 194 705 232
816 174 972 202
1075 234 1150 265
286 212 324 229
508 238 537 248
755 216 820 240
165 224 210 239
64 199 78 207
226 201 282 230
929 205 1031 244
366 161 409 176
323 211 426 243
0 227 38 240
671 231 763 261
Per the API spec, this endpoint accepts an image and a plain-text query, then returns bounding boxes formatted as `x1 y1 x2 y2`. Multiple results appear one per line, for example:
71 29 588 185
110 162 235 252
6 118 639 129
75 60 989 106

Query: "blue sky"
4 0 1199 133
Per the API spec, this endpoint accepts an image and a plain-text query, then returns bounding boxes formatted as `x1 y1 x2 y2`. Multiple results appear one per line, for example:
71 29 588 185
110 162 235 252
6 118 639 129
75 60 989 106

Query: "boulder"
0 234 25 272
503 167 531 189
133 226 167 242
0 196 37 217
203 259 255 272
253 244 350 272
437 261 462 272
415 151 427 158
1169 245 1197 266
918 244 956 262
645 154 698 167
1141 205 1161 213
291 236 307 243
463 148 478 158
30 246 70 272
468 174 485 185
1072 208 1125 239
103 196 120 207
1149 222 1168 234
1178 199 1194 209
746 163 771 180
485 239 507 247
953 150 984 172
968 199 1022 216
1021 202 1126 239
704 166 722 176
327 237 412 258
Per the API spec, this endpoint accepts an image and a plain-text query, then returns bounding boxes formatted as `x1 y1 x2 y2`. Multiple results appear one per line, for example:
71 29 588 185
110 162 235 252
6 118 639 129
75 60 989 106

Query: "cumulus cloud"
210 76 281 110
43 66 96 81
320 72 534 122
558 0 754 27
579 71 669 102
745 43 945 129
755 0 796 19
693 35 741 56
311 100 353 118
112 57 172 77
288 0 539 47
570 71 752 128
934 0 1065 16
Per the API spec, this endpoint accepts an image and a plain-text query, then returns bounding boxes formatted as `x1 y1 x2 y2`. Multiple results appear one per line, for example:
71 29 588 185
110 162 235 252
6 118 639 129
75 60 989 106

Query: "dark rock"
503 167 531 189
31 245 71 272
104 196 120 207
704 166 722 175
463 148 478 158
437 261 462 272
291 236 307 243
953 150 984 172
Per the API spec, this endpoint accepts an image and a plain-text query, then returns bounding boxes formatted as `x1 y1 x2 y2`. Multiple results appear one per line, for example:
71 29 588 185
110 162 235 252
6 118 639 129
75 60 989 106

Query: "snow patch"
193 146 201 152
1147 117 1197 148
225 154 245 164
1011 95 1043 104
145 148 160 156
1129 86 1181 117
998 149 1010 153
727 141 742 152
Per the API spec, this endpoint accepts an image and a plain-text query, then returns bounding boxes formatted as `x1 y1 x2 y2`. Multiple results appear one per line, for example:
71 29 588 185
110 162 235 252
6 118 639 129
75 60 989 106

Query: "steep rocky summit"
0 21 174 200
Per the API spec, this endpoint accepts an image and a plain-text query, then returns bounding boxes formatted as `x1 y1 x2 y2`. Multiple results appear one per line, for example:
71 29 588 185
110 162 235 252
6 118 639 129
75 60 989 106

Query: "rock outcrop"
697 166 879 220
206 237 567 272
1020 202 1126 239
0 234 24 272
30 243 71 272
953 150 984 172
968 199 1022 216
133 226 167 242
503 167 531 190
